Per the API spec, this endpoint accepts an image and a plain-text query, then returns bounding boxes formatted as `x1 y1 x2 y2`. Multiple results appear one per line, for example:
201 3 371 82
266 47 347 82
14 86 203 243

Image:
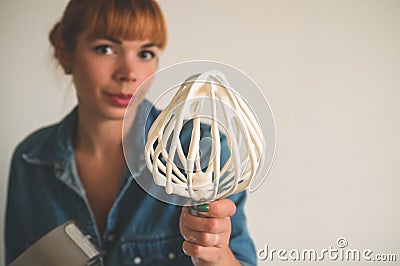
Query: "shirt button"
107 234 115 242
133 256 142 264
54 163 61 170
168 252 176 259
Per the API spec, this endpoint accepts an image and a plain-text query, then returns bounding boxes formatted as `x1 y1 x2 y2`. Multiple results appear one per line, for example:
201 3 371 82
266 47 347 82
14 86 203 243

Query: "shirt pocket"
120 234 191 266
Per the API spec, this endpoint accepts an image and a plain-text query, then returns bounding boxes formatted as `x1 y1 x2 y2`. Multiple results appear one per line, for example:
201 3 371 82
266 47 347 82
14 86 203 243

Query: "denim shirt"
5 100 257 266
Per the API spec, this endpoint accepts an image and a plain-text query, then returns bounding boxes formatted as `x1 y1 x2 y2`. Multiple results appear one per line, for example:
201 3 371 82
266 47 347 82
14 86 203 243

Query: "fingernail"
197 203 209 212
182 246 187 255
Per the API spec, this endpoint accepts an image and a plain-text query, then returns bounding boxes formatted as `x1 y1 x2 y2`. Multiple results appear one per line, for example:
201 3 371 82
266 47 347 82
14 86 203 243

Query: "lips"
105 92 133 107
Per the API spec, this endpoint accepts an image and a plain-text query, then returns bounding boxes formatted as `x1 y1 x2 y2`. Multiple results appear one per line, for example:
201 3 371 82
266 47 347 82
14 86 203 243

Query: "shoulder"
11 124 59 167
13 125 58 156
10 107 77 168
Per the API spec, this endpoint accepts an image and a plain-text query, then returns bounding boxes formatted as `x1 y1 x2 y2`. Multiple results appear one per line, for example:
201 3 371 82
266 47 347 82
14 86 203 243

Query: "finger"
194 199 236 218
180 208 229 247
180 224 228 248
182 240 223 264
181 207 231 234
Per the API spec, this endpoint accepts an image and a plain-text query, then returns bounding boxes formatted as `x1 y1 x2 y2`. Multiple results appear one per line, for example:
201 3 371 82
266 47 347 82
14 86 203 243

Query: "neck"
74 108 124 158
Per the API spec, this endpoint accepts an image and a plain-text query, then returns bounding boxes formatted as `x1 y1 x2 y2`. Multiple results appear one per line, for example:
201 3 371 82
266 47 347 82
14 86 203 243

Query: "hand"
179 199 242 266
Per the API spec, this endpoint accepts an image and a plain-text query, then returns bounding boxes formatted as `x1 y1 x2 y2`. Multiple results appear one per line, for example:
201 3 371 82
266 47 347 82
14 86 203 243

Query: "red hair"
49 0 167 57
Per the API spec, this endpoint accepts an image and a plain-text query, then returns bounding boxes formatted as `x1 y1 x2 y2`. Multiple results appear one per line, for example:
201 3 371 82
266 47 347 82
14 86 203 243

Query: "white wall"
1 0 399 264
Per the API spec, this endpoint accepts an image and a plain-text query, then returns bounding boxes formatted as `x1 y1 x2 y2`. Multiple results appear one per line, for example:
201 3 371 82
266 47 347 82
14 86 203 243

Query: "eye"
94 45 114 55
139 50 156 60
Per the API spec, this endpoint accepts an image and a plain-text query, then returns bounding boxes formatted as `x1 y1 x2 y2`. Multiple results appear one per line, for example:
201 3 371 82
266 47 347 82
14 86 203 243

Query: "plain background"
1 0 399 265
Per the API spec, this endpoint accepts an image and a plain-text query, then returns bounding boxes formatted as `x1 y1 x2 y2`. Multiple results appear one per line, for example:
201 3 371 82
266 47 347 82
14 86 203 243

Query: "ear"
55 42 73 74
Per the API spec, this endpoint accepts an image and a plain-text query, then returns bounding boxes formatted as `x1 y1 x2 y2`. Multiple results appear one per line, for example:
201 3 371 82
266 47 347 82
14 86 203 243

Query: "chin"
101 107 127 121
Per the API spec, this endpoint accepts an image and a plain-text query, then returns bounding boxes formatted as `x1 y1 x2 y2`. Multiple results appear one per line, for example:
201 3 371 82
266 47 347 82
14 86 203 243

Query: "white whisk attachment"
145 70 265 203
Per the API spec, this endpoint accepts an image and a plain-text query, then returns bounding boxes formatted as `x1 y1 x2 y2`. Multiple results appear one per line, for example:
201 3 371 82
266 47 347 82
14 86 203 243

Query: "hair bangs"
87 0 167 49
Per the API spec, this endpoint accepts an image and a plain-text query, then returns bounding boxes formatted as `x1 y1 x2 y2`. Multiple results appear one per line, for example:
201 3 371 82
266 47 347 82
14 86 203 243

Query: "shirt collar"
22 106 77 168
22 100 158 175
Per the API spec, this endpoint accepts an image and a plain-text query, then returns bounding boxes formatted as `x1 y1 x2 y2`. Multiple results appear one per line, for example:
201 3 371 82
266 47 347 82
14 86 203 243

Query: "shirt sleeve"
5 147 26 265
228 191 258 266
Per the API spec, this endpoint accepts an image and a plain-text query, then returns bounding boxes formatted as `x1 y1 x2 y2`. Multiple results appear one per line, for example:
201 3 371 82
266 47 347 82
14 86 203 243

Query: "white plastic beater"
145 70 265 204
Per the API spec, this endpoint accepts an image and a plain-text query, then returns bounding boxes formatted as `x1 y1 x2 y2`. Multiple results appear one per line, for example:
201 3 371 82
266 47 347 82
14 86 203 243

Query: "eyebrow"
141 43 157 48
102 37 157 48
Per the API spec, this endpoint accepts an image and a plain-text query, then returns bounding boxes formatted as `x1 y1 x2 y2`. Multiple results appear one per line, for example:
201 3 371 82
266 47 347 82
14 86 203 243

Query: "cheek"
133 65 156 93
137 64 157 82
133 81 151 102
73 52 110 86
73 59 110 93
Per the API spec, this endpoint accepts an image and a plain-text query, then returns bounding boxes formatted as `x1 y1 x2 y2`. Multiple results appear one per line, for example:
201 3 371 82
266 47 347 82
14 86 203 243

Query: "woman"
5 0 257 265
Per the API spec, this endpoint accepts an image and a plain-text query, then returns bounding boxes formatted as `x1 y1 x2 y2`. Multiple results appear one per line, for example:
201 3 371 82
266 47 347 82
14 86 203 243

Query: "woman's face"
68 29 159 121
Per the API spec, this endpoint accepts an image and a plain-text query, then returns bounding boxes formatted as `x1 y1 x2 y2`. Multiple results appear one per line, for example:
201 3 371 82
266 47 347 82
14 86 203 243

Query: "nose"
114 56 137 83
